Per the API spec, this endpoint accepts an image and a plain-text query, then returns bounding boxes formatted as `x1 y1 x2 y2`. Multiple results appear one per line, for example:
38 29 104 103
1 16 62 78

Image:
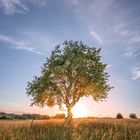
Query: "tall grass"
0 119 140 140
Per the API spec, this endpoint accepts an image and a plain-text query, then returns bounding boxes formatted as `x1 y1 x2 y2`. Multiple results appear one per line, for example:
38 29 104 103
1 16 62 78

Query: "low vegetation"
0 112 65 120
0 118 140 140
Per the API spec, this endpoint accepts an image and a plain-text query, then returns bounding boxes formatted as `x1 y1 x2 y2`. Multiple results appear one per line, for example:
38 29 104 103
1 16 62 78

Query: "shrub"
54 113 66 119
129 113 137 119
0 115 7 119
116 113 123 119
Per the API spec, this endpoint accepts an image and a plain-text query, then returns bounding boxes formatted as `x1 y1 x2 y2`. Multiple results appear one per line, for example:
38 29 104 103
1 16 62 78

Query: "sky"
0 0 140 118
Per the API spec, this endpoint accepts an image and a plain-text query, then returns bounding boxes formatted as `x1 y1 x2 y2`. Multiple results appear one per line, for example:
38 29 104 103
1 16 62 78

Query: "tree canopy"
26 40 112 119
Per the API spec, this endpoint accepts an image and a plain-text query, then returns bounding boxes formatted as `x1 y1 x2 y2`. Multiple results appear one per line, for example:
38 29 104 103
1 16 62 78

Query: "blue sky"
0 0 140 117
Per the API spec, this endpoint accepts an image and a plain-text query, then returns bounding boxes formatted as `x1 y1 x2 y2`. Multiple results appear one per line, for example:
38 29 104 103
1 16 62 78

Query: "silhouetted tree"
116 113 123 119
129 113 137 119
26 40 112 121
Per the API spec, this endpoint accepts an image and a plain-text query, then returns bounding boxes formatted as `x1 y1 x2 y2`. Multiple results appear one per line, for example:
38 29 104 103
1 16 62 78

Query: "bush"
129 113 137 119
116 113 123 119
54 113 66 119
0 115 7 119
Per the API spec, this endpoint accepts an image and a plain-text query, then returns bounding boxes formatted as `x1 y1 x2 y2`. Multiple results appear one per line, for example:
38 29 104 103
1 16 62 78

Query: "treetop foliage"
26 40 112 112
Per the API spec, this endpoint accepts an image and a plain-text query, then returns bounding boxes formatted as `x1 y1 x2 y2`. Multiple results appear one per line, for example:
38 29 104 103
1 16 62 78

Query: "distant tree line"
0 112 138 120
0 112 65 120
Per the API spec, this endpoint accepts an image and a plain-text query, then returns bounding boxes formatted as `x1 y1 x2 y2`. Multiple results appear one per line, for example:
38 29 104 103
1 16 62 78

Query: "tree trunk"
67 106 73 119
64 106 73 126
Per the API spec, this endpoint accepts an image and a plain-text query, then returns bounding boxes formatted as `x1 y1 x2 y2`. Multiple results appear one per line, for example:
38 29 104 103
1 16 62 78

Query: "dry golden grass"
0 118 140 140
0 119 64 127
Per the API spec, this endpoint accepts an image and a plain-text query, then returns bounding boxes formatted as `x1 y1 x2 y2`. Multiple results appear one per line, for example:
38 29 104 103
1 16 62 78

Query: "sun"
71 102 88 118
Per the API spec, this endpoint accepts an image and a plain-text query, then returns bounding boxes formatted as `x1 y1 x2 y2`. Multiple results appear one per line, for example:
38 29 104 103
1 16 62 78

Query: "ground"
0 118 140 140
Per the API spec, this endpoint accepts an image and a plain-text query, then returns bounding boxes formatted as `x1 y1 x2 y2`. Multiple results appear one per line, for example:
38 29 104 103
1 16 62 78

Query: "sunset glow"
72 102 88 118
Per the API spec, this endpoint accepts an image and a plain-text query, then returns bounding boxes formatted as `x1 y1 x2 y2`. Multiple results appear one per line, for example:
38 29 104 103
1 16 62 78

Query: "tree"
116 113 123 119
26 40 112 121
129 113 137 119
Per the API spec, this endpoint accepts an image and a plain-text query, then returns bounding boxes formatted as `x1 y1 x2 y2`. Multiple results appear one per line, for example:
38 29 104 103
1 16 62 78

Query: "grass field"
0 118 140 140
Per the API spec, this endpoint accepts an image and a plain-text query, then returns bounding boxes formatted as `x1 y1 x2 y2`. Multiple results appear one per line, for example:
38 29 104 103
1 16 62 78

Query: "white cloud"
130 35 140 44
0 0 29 15
71 0 140 47
115 24 140 45
124 46 135 57
0 34 43 55
124 44 140 58
0 0 49 15
132 66 140 80
89 29 103 44
21 31 57 54
124 51 134 57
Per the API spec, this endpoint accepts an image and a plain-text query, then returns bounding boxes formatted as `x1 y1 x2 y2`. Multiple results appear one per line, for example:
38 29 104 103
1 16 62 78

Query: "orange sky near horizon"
1 95 125 118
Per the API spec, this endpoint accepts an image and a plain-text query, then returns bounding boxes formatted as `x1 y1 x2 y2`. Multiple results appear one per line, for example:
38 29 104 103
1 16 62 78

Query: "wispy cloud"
0 0 48 15
0 0 29 15
116 23 140 58
124 51 134 57
114 23 140 45
72 0 140 46
89 29 103 45
21 31 57 55
124 45 140 58
130 35 140 44
0 34 43 55
132 65 140 80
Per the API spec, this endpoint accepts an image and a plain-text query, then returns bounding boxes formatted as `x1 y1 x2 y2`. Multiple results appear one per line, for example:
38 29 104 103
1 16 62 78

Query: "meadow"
0 118 140 140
